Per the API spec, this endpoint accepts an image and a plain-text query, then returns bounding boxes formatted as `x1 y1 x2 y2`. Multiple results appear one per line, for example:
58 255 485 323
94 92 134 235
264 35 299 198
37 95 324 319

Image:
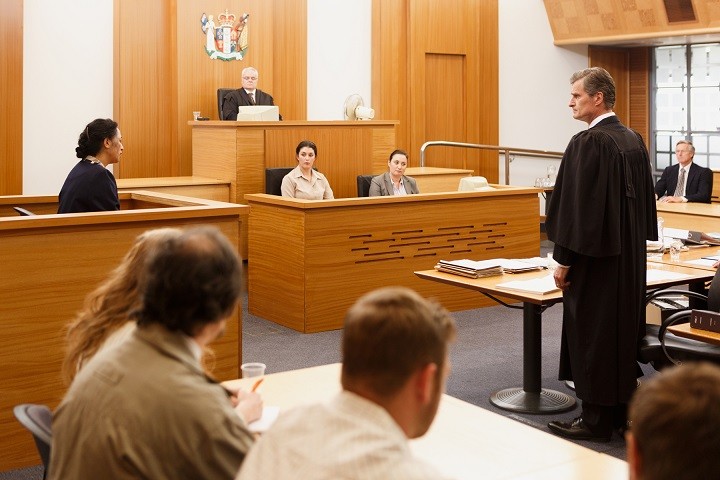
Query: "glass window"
652 43 720 176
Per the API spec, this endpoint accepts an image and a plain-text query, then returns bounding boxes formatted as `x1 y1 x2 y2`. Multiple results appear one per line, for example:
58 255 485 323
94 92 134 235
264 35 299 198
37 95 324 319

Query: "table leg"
489 302 576 414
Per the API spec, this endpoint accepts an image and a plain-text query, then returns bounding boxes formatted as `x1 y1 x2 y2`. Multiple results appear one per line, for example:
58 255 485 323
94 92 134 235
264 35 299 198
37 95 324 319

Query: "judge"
221 67 282 120
545 67 657 442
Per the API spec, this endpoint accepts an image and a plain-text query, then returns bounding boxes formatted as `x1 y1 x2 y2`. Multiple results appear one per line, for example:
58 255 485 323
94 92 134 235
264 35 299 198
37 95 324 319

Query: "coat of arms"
201 10 249 61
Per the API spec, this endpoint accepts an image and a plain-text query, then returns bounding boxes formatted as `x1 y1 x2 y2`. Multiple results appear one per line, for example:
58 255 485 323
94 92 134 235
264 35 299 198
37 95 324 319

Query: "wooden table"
647 244 720 272
667 322 720 346
416 263 716 414
224 364 627 480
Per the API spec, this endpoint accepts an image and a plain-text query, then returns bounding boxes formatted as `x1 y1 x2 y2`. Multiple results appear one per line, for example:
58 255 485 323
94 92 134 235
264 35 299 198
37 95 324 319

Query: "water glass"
669 240 683 262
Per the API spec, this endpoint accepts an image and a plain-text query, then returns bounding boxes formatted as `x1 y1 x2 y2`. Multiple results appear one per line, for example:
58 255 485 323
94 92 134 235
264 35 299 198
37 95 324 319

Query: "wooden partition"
0 191 247 470
117 176 231 202
246 187 540 333
0 0 23 195
713 170 720 203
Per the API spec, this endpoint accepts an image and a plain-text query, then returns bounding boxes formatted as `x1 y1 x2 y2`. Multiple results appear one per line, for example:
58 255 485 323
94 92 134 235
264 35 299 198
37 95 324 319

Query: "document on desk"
685 258 719 268
646 268 691 282
248 406 280 433
495 275 559 294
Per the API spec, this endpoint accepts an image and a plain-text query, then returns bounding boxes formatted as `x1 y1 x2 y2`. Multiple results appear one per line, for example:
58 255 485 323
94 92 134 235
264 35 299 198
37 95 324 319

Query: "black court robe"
546 115 657 406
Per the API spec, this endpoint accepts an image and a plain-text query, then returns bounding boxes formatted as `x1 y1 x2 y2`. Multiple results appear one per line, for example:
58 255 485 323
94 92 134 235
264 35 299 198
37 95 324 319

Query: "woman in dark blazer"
369 149 420 196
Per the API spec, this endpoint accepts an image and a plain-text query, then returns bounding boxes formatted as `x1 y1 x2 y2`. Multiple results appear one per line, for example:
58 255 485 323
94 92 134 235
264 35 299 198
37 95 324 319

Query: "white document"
646 268 691 282
248 406 280 433
662 227 690 240
495 275 559 294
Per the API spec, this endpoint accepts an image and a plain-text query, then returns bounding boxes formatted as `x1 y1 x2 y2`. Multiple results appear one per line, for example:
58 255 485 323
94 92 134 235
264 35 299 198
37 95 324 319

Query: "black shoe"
548 417 611 442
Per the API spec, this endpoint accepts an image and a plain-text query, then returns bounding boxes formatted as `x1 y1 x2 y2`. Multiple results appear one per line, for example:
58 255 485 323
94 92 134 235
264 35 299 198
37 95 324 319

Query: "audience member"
50 226 260 479
369 149 420 196
62 228 182 384
281 140 334 199
626 362 720 480
546 67 657 441
654 140 712 203
222 66 281 120
237 286 456 479
58 118 122 214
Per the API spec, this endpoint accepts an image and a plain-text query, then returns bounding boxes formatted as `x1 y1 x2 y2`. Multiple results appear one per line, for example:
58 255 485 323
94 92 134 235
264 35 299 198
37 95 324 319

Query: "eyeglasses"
242 76 258 81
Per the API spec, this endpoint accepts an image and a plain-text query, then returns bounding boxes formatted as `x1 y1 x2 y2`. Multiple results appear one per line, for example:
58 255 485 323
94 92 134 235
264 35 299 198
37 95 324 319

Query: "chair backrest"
265 168 294 196
14 404 52 475
13 206 36 216
217 88 235 119
356 175 374 197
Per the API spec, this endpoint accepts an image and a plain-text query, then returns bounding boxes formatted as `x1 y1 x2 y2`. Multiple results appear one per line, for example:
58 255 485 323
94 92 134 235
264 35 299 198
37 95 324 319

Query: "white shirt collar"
182 334 203 362
588 111 616 128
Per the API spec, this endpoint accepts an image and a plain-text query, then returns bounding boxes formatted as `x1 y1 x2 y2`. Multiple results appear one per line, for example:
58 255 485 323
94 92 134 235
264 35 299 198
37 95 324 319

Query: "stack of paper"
434 259 503 278
497 258 547 273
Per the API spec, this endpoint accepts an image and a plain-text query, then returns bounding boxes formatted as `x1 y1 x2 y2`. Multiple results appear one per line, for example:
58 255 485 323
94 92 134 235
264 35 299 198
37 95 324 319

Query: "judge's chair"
265 168 294 196
356 175 374 197
14 404 52 479
216 88 235 120
639 268 720 370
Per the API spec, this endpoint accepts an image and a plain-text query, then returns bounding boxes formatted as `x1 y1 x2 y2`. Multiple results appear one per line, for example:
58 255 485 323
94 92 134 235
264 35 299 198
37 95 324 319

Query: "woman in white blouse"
281 140 334 200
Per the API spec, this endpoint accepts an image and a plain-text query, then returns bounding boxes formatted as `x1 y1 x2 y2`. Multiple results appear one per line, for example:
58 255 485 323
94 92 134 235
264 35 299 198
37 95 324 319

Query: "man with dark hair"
546 67 657 441
627 362 720 480
50 227 260 479
237 287 456 479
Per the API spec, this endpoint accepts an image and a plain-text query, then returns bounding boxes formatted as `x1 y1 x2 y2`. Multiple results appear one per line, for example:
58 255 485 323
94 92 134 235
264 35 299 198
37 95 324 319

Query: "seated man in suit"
50 226 260 479
655 140 712 203
237 287 456 479
221 66 282 120
626 362 720 480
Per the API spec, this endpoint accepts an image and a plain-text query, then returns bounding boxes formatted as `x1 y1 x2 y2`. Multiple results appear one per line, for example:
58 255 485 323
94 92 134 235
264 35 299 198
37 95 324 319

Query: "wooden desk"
647 245 720 272
415 263 716 414
246 187 540 333
657 202 720 232
667 322 720 346
404 167 473 193
224 364 626 480
116 176 231 202
0 191 247 470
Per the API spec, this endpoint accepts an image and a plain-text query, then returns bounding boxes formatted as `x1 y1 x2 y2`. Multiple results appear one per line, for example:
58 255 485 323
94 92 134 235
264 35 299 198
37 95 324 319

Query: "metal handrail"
419 141 564 185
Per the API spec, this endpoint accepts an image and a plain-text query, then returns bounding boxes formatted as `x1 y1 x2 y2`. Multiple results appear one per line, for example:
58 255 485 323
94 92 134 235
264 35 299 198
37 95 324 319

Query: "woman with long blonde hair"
62 228 184 384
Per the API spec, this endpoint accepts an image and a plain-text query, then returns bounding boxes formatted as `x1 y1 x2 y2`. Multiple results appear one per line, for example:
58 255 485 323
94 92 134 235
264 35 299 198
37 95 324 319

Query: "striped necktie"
673 167 686 197
249 92 255 105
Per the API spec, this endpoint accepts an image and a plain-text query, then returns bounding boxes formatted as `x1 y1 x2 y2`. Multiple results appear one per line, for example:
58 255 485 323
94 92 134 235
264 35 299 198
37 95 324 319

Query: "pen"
251 378 264 392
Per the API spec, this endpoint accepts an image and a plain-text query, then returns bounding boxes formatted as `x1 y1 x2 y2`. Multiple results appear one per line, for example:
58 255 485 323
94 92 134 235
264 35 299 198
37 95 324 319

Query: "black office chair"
639 269 720 370
356 175 374 197
14 404 52 479
217 88 235 120
265 168 294 196
13 206 36 216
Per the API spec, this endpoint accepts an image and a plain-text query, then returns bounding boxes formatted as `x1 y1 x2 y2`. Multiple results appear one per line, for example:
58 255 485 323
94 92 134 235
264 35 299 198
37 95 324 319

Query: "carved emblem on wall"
201 10 249 61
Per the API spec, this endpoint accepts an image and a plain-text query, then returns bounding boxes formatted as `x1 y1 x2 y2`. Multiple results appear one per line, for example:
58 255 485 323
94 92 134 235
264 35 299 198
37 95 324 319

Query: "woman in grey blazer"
369 149 420 196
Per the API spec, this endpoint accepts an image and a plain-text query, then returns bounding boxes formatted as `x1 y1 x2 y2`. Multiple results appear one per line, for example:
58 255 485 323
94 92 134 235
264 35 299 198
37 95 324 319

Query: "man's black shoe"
547 417 611 442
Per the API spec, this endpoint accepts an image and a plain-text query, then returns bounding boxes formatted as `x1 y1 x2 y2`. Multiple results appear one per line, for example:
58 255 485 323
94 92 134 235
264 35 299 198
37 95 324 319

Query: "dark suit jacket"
221 88 282 120
654 162 713 203
368 172 420 196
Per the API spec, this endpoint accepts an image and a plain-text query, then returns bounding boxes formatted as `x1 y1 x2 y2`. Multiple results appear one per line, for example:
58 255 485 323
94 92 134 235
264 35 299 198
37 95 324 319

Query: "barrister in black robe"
546 68 657 441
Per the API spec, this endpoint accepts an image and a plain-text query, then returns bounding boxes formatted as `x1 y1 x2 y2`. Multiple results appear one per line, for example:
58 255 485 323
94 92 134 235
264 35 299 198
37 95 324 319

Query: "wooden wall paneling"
629 47 651 143
372 0 410 157
0 0 23 195
405 0 498 181
589 46 631 123
271 0 307 120
114 0 178 179
424 54 467 169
